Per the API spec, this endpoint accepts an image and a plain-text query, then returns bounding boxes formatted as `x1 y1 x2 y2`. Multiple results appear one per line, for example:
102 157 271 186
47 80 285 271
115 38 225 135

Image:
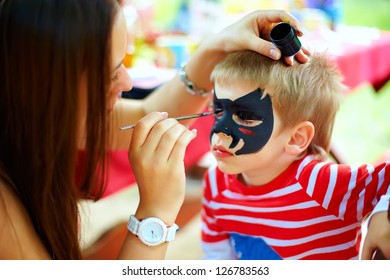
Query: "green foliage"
342 0 390 30
333 81 390 165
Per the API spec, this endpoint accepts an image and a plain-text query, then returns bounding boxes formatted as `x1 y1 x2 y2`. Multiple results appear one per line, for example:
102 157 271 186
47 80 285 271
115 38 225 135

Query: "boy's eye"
233 110 263 127
212 101 224 119
236 110 264 121
214 109 224 120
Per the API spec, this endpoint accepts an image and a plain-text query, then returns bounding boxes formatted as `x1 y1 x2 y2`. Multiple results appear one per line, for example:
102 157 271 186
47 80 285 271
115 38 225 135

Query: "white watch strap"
128 214 140 235
166 223 179 242
128 214 179 242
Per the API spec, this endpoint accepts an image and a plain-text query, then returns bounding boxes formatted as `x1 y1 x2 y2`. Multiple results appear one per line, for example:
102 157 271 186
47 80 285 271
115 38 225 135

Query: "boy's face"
210 81 289 176
211 84 274 156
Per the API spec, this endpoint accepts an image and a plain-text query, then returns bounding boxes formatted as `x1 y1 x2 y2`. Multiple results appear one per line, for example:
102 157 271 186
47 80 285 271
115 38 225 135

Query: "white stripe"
374 165 386 205
284 240 357 259
306 162 327 196
372 194 390 214
201 221 220 236
221 182 302 200
364 164 375 207
356 187 365 221
296 155 315 178
323 164 338 209
217 214 337 228
261 223 359 247
338 166 358 219
365 164 374 185
208 166 218 198
201 209 217 225
202 198 319 213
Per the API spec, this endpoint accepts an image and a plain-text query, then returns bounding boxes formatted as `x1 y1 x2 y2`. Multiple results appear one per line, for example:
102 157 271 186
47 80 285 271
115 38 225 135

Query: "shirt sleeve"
297 158 390 222
363 193 390 233
372 194 390 215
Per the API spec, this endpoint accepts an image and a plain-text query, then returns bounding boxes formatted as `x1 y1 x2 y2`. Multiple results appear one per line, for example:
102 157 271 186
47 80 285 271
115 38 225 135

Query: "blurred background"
343 0 390 30
122 0 390 67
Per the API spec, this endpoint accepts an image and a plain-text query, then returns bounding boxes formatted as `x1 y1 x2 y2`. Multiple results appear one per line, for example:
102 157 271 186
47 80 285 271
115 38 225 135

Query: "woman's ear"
285 121 315 156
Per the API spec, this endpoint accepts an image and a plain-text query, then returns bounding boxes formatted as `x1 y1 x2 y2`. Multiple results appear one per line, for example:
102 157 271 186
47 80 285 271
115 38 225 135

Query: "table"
301 26 390 91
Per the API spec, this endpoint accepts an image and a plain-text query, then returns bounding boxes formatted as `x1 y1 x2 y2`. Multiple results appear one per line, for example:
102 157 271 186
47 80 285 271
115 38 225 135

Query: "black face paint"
211 88 274 155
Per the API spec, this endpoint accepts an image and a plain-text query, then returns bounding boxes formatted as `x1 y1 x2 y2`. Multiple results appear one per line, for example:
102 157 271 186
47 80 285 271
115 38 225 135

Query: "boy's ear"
285 121 315 156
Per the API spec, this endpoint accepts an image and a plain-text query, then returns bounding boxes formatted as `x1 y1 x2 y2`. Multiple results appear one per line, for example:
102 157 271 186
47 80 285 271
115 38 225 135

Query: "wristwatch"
127 214 179 246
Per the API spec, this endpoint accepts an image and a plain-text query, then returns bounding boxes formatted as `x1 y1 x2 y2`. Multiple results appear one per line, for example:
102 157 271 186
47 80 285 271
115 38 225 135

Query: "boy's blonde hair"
211 51 346 160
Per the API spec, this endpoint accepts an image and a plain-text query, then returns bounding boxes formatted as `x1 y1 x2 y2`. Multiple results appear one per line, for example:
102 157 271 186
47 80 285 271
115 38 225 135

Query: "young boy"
201 51 390 259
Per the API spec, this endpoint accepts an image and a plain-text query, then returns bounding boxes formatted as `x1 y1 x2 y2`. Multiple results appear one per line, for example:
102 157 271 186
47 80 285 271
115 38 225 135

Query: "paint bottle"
270 22 301 57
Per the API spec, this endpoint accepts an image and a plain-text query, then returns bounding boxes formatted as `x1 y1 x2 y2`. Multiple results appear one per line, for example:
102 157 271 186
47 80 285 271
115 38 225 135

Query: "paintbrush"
119 111 219 131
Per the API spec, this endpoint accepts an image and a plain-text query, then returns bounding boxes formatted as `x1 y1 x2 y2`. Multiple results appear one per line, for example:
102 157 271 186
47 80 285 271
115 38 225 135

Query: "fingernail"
270 48 281 60
296 26 303 36
160 112 168 117
191 128 197 135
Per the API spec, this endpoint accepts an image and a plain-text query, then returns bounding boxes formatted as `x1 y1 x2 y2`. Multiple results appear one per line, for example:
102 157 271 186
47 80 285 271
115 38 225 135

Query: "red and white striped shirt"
201 155 390 259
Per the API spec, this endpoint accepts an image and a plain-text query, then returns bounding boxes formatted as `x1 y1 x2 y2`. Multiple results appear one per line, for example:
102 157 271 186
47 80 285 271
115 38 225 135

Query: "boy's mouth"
213 145 234 157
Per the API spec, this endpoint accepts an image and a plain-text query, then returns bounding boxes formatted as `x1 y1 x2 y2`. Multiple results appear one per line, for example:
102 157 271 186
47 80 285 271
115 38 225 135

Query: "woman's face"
108 9 133 112
77 9 133 148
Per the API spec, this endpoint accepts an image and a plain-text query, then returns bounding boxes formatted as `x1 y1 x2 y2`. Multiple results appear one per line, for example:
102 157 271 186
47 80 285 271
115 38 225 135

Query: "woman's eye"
233 111 263 127
112 71 120 81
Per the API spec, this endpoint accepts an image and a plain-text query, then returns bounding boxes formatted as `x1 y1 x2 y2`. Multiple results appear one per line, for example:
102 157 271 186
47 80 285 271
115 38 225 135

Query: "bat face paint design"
211 88 274 155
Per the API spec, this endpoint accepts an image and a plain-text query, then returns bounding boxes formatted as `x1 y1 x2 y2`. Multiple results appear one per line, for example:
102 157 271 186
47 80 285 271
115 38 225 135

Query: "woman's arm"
116 112 196 259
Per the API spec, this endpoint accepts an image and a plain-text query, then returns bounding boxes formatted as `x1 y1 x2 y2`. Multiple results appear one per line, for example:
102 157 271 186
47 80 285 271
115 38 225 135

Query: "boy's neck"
237 157 296 187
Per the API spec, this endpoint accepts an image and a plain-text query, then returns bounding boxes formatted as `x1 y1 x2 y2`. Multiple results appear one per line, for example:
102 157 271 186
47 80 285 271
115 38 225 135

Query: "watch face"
139 218 167 246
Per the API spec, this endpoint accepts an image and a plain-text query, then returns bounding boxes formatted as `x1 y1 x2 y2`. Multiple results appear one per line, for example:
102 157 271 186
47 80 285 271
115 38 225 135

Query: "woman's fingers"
261 10 303 35
129 112 197 164
251 37 282 60
129 111 168 149
248 10 308 64
283 48 310 65
168 128 197 163
139 118 182 156
154 123 192 160
128 113 197 225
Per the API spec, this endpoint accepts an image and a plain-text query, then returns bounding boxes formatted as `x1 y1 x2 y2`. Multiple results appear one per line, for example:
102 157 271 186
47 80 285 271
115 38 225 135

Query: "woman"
0 0 308 259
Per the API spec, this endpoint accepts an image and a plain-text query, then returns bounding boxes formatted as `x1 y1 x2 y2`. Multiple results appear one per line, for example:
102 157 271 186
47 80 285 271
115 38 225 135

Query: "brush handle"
119 111 215 131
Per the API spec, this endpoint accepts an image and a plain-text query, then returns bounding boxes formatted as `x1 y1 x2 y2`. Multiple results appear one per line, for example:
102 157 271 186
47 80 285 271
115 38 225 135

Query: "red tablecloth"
331 31 390 91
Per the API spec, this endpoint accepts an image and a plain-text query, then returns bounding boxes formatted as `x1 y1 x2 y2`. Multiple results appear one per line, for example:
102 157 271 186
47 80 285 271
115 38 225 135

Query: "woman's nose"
121 66 133 92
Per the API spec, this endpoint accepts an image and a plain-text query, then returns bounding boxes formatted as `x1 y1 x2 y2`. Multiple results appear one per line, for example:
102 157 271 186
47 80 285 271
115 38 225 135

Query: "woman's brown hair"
0 0 118 259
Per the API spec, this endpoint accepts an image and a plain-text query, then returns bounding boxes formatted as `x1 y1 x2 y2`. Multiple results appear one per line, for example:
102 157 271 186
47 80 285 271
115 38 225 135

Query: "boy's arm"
361 194 390 259
201 168 236 260
201 208 236 259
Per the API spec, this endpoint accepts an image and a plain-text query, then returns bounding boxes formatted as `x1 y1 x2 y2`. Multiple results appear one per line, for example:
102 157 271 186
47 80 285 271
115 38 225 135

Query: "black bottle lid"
270 22 301 57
